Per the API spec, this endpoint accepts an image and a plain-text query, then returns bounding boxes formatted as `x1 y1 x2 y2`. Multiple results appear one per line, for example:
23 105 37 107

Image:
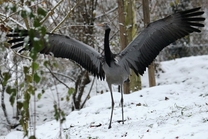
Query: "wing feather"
117 7 205 75
7 32 105 79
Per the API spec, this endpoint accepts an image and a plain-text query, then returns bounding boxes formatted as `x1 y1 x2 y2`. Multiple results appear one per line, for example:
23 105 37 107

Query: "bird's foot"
116 119 126 124
108 125 111 129
90 123 102 128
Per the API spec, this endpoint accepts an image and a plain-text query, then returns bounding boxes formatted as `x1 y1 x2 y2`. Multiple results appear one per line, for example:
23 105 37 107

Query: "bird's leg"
120 84 124 124
108 84 114 129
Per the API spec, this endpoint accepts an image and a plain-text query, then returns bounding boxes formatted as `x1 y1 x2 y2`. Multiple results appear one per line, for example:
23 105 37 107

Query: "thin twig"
23 15 30 29
44 71 75 82
40 0 64 24
11 49 32 61
0 13 27 29
80 77 95 109
95 6 118 19
51 0 81 33
0 70 11 125
46 66 71 89
52 75 63 138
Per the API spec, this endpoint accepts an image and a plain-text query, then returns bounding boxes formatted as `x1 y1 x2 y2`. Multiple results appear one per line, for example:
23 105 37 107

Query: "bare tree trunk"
72 71 90 110
142 0 156 87
125 0 142 92
117 0 130 94
117 0 142 93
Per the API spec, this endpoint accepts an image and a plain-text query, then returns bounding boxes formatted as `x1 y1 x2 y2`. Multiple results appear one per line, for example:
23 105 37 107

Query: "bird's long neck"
104 28 112 67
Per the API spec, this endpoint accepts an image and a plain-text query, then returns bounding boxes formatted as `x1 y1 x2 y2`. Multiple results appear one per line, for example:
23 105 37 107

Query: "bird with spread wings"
6 7 205 129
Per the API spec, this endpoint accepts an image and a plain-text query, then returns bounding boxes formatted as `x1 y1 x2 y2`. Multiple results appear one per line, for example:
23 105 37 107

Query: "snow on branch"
40 0 64 25
51 0 81 33
95 6 118 19
0 13 27 29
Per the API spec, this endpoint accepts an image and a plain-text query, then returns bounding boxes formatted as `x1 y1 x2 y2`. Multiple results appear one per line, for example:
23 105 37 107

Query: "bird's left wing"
116 7 205 75
6 30 105 79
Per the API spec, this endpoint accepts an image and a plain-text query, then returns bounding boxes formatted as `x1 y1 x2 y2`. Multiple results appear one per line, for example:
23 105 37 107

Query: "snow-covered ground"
1 55 208 139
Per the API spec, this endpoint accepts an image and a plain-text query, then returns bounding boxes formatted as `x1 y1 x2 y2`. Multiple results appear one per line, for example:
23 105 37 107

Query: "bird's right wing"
7 31 105 80
116 7 205 75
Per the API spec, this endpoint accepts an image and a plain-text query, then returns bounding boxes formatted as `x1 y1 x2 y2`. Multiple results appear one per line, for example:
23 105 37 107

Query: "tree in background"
142 0 156 87
70 0 97 110
117 0 142 94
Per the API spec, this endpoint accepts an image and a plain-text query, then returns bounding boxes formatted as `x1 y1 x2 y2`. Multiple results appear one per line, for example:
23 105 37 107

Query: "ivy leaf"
23 101 29 110
25 74 32 83
37 7 47 16
10 5 17 12
6 85 12 94
43 60 50 67
23 66 30 74
6 86 17 106
37 93 42 100
24 92 30 109
40 26 47 35
33 18 41 28
68 87 75 95
66 95 70 102
2 72 11 86
17 101 23 110
21 10 27 19
34 73 41 83
32 62 39 71
28 84 35 95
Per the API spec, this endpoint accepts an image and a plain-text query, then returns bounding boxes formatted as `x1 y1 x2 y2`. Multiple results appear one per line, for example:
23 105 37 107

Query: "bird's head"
97 22 111 31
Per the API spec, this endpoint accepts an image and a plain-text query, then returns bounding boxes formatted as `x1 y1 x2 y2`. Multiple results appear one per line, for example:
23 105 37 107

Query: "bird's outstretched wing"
117 7 205 75
7 31 105 79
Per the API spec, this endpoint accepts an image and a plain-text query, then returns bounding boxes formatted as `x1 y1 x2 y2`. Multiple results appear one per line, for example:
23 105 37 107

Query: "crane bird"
6 7 205 129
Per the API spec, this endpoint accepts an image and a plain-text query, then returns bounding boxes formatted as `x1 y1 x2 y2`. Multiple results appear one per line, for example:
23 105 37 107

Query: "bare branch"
0 13 27 29
40 0 65 25
95 6 118 19
51 0 81 33
45 66 71 90
44 71 75 82
80 77 95 109
10 49 32 61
